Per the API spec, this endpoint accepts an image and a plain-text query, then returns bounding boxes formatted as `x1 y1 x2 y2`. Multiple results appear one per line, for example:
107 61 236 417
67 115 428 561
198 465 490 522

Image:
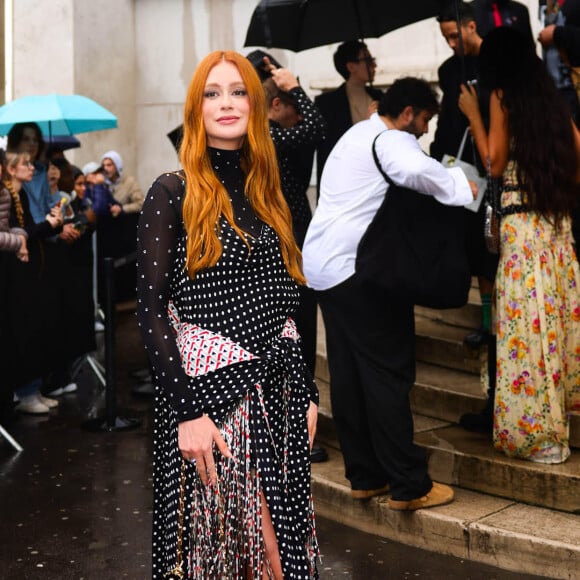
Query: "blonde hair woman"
3 150 64 415
137 51 319 579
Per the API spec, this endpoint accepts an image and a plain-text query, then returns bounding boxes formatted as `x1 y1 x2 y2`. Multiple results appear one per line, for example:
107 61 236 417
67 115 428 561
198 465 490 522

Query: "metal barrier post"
82 256 141 432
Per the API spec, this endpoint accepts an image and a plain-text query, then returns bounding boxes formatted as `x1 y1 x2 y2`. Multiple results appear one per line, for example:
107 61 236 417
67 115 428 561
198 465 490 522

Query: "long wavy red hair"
179 50 304 284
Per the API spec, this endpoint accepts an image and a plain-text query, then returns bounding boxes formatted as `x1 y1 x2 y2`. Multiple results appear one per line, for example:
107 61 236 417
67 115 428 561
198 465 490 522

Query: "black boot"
459 335 496 433
310 445 328 463
463 325 490 349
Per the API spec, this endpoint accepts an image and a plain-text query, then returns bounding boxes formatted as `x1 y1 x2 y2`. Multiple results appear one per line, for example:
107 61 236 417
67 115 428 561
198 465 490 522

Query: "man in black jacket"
538 0 580 246
538 0 580 122
431 2 484 164
315 40 382 189
472 0 534 42
431 3 500 435
432 2 498 353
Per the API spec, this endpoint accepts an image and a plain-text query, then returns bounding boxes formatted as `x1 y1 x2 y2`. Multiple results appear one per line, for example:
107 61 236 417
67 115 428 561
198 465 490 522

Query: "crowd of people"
3 1 580 577
0 127 143 418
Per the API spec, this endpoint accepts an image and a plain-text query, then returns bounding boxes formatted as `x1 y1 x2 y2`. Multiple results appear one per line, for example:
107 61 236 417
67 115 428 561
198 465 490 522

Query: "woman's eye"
203 90 218 98
232 89 247 97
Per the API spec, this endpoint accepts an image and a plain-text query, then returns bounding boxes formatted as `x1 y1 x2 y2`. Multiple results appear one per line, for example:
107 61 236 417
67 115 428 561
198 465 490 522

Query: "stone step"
411 360 485 423
311 439 580 580
416 424 580 513
410 362 580 449
415 314 481 374
315 380 580 514
317 361 580 454
415 286 482 330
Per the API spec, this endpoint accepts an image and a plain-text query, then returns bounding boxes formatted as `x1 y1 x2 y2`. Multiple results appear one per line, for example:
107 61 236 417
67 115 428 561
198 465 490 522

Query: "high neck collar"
208 146 242 159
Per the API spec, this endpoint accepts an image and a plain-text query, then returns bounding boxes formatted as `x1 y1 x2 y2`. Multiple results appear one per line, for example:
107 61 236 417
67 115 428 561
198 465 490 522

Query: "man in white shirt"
303 77 476 510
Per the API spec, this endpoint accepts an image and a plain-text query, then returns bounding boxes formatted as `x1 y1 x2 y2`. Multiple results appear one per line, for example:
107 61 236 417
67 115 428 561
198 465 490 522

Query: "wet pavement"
0 308 544 579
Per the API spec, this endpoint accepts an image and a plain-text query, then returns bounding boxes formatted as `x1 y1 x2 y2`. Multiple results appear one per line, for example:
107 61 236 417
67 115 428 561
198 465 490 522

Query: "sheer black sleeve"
136 173 203 421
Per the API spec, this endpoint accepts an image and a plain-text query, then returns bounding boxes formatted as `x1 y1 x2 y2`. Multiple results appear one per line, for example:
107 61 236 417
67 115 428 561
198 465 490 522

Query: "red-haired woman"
137 51 319 579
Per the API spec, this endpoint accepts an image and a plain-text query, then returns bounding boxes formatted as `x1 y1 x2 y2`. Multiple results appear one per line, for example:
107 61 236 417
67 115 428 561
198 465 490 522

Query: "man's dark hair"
378 77 439 118
437 0 475 24
333 40 369 80
262 78 297 109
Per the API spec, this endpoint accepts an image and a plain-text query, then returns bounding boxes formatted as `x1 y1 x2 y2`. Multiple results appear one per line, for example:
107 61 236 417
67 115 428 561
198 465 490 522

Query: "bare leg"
261 491 283 579
478 275 494 298
243 490 283 579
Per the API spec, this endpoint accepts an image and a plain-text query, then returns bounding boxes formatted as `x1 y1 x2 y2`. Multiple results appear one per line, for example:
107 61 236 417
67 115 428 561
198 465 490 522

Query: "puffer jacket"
0 187 27 253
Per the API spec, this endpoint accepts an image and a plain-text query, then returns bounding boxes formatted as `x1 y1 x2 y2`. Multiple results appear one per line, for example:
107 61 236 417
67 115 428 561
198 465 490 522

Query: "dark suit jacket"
430 55 485 168
554 0 580 68
314 83 383 186
472 0 534 43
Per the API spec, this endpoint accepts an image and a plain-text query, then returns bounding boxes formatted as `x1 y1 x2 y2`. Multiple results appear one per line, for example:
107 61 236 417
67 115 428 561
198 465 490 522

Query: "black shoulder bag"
355 132 471 309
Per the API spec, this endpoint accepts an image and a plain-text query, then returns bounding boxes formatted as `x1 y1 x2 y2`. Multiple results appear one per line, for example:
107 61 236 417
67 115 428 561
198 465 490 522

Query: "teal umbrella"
0 93 118 137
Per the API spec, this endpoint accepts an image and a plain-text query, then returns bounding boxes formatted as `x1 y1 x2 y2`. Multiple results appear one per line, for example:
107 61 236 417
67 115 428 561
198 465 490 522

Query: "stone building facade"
2 0 540 190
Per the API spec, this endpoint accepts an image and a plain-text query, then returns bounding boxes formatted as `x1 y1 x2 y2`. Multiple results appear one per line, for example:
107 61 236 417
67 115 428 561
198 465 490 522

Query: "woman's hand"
264 57 300 92
17 235 28 262
46 205 64 228
110 204 123 218
59 223 81 244
306 401 318 451
458 83 480 123
178 414 232 485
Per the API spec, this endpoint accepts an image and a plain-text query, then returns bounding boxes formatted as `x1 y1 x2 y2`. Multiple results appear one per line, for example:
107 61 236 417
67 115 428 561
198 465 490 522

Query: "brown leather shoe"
351 484 390 500
387 482 454 511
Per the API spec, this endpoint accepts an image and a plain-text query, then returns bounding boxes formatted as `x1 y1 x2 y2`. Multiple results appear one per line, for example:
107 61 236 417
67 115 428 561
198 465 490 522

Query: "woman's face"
47 162 61 185
202 61 250 150
102 158 118 181
18 127 40 161
9 158 34 183
74 174 85 198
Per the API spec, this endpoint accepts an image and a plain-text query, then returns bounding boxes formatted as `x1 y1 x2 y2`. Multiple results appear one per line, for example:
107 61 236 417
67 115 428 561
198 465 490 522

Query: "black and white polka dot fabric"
269 87 326 237
136 148 319 579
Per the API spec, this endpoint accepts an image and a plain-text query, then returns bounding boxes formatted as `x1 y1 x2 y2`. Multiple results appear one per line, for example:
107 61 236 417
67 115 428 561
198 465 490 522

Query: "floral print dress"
494 162 580 463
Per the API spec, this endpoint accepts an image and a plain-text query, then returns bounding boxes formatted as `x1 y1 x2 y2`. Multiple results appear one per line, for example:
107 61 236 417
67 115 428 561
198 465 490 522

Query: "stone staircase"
312 281 580 579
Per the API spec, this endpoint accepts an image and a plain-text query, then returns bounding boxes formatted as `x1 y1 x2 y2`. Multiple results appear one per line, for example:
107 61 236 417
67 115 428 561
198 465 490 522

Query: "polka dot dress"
269 86 326 235
136 148 319 579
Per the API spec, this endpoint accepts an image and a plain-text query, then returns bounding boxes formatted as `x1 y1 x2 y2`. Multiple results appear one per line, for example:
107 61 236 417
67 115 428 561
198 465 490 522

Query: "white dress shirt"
303 113 473 291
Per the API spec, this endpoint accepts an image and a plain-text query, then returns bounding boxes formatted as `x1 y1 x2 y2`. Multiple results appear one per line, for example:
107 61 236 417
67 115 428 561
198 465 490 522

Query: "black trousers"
294 223 318 377
294 284 317 377
317 274 432 501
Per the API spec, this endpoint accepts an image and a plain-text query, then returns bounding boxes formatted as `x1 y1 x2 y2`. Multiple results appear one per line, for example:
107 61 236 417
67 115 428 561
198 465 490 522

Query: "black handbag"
355 132 471 309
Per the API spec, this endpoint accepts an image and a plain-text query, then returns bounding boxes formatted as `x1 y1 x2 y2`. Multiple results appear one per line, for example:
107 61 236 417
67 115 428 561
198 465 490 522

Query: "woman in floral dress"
459 27 580 463
137 51 319 578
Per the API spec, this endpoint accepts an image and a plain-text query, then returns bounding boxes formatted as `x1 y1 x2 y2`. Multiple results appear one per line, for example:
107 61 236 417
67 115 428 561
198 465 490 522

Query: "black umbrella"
244 0 447 52
46 134 81 152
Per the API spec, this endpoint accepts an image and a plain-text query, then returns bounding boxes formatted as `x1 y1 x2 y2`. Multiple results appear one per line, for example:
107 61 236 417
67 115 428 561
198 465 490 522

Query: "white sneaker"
38 395 59 409
15 395 50 415
62 382 78 393
46 382 78 397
